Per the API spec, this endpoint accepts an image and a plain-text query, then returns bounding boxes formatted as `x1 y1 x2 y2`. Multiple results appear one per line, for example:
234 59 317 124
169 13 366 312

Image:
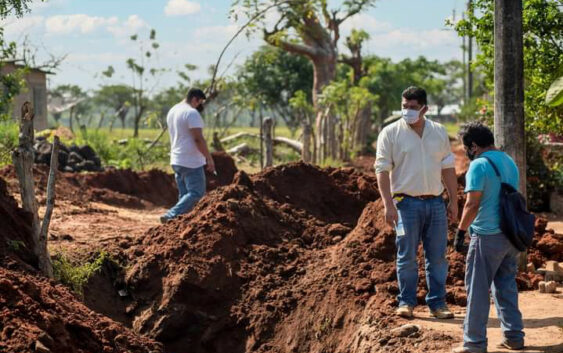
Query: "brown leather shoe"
430 306 454 319
395 305 414 318
496 340 524 350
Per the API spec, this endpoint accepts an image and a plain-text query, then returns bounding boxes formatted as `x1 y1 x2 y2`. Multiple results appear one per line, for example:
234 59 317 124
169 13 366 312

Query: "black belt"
394 193 441 200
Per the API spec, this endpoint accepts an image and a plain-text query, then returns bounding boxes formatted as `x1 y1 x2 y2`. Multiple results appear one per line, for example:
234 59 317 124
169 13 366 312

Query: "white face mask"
401 108 421 124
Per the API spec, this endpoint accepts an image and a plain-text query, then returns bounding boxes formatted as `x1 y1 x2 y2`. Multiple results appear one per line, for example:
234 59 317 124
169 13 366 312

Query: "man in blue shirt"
453 122 524 353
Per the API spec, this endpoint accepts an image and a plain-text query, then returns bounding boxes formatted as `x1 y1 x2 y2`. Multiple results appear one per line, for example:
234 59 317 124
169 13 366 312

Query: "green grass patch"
52 250 114 295
0 121 19 167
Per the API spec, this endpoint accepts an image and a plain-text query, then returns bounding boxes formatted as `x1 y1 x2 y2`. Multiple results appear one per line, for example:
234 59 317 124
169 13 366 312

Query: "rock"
390 324 420 337
79 145 97 161
354 279 372 293
63 166 75 173
545 281 557 293
58 150 69 168
68 151 84 165
538 281 546 293
35 340 51 353
69 144 80 154
36 141 53 156
332 236 343 243
527 262 536 273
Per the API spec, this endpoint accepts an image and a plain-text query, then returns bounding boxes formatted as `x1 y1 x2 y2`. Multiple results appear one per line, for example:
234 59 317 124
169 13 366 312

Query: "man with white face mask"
375 86 458 319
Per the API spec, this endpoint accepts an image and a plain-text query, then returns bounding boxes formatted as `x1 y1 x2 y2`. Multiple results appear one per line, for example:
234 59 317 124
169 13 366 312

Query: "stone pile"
33 137 103 172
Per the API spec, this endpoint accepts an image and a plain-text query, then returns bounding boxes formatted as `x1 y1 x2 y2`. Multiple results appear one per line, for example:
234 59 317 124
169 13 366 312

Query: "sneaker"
159 215 171 224
430 306 454 319
496 340 524 350
452 346 487 353
395 305 414 318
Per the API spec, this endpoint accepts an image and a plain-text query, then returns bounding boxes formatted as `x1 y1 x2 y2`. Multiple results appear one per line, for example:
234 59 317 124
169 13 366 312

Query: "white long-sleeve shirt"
374 118 455 196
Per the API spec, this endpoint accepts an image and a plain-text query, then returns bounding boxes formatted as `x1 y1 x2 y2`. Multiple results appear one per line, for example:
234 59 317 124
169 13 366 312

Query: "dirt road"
411 290 563 352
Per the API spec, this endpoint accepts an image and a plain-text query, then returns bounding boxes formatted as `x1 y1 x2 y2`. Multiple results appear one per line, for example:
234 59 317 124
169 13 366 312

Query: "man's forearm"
376 171 394 206
195 137 212 160
458 203 478 231
442 168 458 200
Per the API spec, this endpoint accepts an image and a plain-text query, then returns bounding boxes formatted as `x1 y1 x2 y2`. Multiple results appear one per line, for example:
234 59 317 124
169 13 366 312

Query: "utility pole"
467 0 474 100
494 0 527 269
462 11 467 102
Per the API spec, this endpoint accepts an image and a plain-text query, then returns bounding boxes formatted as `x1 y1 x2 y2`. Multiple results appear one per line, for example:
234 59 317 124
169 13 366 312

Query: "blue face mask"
401 108 421 124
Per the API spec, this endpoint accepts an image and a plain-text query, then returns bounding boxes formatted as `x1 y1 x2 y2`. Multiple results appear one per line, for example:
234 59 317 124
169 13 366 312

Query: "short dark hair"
187 88 206 102
402 86 427 106
458 121 495 148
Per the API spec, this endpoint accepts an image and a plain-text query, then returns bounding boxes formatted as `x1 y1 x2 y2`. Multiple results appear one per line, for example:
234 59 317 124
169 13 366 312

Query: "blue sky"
2 0 468 92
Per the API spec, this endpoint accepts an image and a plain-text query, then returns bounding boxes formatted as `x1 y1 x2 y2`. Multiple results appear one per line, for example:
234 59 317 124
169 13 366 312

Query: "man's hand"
447 201 459 223
454 229 467 253
206 157 216 173
384 202 399 228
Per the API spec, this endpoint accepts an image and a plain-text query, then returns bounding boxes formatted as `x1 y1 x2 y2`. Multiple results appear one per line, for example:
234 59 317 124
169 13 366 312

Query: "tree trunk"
494 0 526 270
69 106 74 132
302 122 312 163
133 106 145 138
12 102 53 277
355 104 372 154
263 117 273 167
97 113 105 130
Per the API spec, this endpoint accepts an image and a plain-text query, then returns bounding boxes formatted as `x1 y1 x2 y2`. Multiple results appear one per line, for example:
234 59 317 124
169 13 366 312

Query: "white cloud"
164 0 201 16
370 28 458 49
341 13 392 34
66 52 128 63
194 24 238 38
1 16 44 37
45 14 118 34
107 15 148 37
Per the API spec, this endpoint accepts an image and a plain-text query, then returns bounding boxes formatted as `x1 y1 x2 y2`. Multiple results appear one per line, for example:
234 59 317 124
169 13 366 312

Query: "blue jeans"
463 232 524 351
164 165 206 219
396 196 448 310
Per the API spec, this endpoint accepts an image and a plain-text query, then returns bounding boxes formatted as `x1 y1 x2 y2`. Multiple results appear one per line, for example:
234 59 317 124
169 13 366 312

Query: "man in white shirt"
161 88 215 223
375 86 458 319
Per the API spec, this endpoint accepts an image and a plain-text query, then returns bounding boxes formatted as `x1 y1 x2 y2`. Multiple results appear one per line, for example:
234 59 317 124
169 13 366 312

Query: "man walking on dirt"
452 122 524 353
160 88 215 223
375 86 458 319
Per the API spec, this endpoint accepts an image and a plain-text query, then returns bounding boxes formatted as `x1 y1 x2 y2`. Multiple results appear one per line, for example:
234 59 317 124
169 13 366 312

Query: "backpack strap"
481 156 501 179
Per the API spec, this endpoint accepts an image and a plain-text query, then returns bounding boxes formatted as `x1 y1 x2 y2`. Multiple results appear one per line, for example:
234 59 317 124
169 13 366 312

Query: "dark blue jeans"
395 196 448 310
165 165 206 219
463 232 524 351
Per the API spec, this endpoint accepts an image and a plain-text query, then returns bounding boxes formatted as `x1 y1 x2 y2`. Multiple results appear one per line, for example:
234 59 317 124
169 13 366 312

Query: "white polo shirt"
167 101 206 168
375 118 455 196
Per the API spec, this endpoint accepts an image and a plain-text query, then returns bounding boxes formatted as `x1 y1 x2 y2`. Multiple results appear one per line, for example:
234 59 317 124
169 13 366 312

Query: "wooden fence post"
263 117 273 167
12 102 54 277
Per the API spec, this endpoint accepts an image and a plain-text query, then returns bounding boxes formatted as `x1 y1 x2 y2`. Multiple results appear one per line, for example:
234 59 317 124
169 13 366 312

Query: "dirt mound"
79 168 178 207
0 177 37 269
123 163 454 352
1 151 238 210
206 151 238 191
0 267 163 353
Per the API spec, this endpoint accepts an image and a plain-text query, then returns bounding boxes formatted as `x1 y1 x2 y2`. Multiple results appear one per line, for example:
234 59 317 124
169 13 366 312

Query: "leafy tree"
237 45 313 135
49 84 90 131
233 0 376 161
93 84 134 129
453 0 563 133
362 56 456 124
104 29 163 137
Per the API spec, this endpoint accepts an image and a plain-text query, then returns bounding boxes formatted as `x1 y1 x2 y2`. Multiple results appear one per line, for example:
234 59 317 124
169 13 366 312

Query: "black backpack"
482 156 535 251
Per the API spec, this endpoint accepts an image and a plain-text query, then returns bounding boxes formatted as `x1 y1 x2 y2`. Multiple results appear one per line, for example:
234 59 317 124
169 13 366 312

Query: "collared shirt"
375 118 455 196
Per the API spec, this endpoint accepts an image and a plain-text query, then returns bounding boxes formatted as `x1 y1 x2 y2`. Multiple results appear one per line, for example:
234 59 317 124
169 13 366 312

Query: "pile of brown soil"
0 177 36 268
123 163 455 352
0 151 237 210
206 151 238 191
0 267 163 353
